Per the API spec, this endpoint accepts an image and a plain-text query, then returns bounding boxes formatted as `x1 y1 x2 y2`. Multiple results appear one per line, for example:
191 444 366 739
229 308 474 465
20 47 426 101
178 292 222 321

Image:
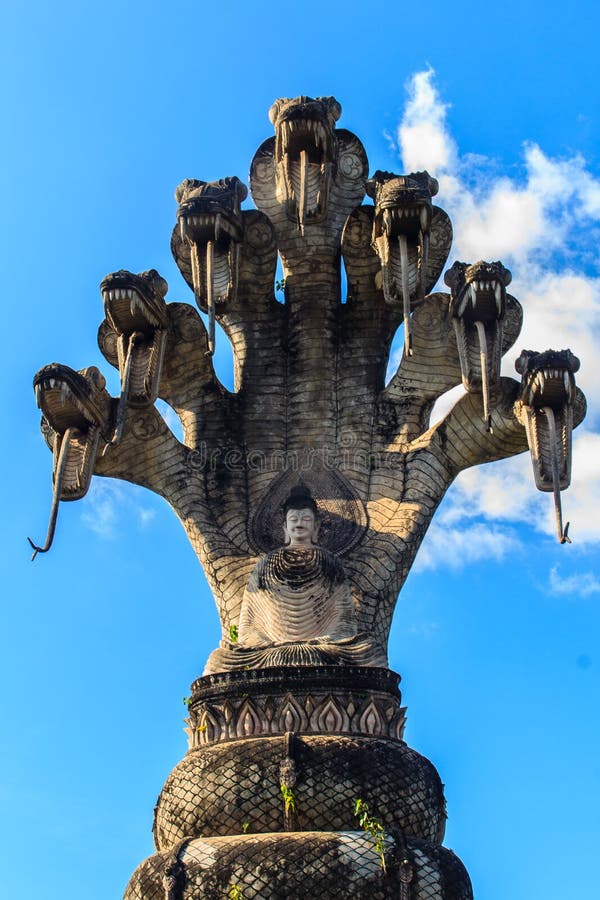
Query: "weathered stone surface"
28 365 113 559
185 667 406 747
33 93 585 639
206 489 389 672
30 93 587 898
154 734 445 849
125 831 473 899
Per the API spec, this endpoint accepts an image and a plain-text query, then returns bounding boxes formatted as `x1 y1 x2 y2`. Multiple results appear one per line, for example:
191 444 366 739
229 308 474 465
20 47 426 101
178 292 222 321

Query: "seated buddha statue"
203 485 386 673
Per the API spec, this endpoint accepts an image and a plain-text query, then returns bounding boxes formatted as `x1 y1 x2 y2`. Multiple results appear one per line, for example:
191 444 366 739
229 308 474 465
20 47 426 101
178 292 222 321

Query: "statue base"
126 831 473 899
185 665 406 748
124 667 473 899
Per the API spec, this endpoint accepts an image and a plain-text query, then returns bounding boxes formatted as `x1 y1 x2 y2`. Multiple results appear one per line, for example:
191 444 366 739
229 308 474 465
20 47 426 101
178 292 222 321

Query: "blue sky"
1 1 599 897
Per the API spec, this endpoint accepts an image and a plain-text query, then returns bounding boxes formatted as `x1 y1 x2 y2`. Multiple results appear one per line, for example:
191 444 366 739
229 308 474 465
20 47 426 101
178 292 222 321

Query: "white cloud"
549 564 600 598
156 399 184 441
399 71 600 276
557 431 600 544
396 69 600 547
81 479 157 539
413 520 519 573
399 67 457 174
436 429 599 546
138 507 157 528
81 480 120 538
445 454 538 525
429 384 466 427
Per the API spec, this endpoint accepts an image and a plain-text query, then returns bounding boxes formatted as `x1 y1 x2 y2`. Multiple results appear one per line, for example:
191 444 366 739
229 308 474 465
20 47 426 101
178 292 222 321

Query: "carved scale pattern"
153 734 446 849
125 832 473 899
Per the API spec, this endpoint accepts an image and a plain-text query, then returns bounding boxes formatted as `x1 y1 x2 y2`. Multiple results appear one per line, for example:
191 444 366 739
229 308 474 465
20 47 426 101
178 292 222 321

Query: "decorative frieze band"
185 666 406 748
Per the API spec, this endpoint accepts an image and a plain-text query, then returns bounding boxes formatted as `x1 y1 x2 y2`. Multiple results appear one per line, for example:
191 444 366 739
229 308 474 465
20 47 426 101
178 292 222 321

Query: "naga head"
175 177 247 248
173 177 248 354
29 364 113 558
515 349 580 410
99 270 170 434
367 170 439 242
101 268 169 336
365 170 440 354
34 363 111 446
444 260 512 431
444 260 512 323
268 95 341 228
515 349 581 543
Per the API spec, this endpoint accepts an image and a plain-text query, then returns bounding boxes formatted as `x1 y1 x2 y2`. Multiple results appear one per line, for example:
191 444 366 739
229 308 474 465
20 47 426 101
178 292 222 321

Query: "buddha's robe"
204 546 387 673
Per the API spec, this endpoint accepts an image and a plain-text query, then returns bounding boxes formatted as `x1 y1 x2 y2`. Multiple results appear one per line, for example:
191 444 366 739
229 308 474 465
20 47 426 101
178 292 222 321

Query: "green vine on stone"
182 695 192 708
275 277 286 293
242 820 250 833
229 624 239 643
280 783 296 814
228 885 243 900
354 798 387 872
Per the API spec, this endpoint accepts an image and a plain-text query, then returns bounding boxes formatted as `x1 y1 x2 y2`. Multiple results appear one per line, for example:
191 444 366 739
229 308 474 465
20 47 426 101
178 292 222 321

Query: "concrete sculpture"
30 95 586 898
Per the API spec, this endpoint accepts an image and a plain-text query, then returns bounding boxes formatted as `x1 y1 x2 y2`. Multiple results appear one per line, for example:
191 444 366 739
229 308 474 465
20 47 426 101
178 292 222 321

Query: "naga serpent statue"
30 95 586 898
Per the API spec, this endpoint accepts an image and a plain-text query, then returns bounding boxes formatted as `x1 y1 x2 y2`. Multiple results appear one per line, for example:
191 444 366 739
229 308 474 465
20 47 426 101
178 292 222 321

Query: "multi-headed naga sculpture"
30 96 585 898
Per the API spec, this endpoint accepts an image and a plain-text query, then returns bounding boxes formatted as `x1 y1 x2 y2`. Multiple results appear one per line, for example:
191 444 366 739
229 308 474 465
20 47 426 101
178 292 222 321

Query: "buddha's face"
284 507 319 547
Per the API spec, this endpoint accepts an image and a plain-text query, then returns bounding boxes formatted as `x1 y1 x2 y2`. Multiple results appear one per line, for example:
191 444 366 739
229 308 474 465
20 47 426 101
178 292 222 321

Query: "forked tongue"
474 320 492 432
398 234 412 355
28 426 75 559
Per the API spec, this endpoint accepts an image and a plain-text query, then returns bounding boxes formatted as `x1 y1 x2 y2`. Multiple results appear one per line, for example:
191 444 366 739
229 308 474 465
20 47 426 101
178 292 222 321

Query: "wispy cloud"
395 68 600 546
398 67 457 175
81 479 157 539
81 480 120 538
413 520 519 573
407 621 440 640
399 68 600 275
549 565 600 597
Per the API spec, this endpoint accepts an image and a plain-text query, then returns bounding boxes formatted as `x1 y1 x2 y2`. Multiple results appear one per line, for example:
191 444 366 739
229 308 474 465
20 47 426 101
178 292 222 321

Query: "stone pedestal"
124 668 472 898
